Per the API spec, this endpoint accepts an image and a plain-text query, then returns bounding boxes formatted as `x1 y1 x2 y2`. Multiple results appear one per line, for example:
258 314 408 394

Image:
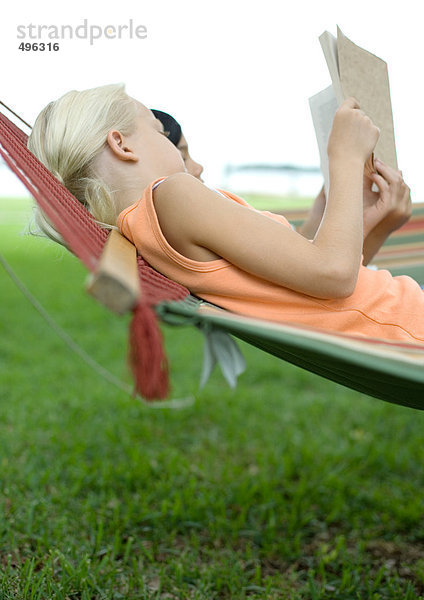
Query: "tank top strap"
152 177 167 191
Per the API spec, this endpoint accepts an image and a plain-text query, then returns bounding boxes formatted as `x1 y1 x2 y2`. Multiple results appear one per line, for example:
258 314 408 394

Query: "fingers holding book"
369 159 412 231
328 97 380 166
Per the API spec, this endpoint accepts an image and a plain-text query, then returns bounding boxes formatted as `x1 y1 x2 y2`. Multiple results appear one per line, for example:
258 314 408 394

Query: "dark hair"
151 109 182 147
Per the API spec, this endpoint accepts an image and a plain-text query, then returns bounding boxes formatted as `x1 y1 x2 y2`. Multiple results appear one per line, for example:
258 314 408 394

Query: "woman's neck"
113 176 152 215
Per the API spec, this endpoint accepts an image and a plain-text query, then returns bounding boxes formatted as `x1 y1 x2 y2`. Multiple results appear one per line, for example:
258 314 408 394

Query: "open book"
309 27 397 195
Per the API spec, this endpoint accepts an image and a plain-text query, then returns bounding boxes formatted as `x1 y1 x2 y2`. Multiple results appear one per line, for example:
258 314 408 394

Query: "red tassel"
129 302 169 400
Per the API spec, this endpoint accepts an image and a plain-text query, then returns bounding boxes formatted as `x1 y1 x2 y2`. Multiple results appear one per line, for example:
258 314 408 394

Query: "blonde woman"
29 84 420 344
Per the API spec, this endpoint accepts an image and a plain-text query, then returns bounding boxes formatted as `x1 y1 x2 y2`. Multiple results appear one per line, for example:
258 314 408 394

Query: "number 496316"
18 42 59 51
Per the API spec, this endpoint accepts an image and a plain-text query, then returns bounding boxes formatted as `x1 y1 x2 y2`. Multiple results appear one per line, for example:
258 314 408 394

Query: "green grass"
1 197 424 599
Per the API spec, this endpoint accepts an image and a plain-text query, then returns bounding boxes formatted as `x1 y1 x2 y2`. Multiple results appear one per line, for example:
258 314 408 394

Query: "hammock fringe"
129 302 169 400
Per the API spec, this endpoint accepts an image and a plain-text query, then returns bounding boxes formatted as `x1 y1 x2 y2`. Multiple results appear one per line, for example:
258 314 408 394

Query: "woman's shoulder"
154 173 251 212
153 172 205 197
152 173 225 261
153 172 231 219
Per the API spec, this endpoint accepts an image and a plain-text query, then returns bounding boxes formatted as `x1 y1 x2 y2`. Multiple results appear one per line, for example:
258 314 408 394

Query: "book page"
309 85 338 196
337 26 397 169
319 31 343 103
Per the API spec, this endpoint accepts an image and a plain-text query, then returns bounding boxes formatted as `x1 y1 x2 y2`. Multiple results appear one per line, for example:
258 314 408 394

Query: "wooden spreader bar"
86 230 140 314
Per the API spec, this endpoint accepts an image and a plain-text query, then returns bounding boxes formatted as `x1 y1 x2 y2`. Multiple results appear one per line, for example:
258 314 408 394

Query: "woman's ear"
106 130 139 162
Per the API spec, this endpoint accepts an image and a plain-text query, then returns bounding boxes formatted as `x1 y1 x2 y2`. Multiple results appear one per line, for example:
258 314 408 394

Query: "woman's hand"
363 160 411 238
328 97 380 166
362 159 412 264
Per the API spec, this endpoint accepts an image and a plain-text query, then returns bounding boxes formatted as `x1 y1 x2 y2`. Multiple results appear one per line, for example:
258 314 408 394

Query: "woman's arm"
154 98 379 299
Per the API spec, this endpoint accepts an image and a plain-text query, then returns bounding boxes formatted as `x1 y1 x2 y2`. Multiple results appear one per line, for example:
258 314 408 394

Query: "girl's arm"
154 98 379 300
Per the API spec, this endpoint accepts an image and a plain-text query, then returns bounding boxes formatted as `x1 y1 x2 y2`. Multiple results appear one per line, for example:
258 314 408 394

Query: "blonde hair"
27 83 138 245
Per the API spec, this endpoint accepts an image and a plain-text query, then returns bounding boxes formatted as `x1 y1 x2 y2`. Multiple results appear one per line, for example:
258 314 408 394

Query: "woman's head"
28 84 185 244
28 84 139 241
151 109 204 181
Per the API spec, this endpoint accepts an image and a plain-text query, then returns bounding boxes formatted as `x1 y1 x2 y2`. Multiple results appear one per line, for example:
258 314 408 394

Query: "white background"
1 0 423 199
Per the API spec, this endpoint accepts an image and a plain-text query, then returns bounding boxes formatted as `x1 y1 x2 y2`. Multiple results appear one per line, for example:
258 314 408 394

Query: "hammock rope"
0 100 32 132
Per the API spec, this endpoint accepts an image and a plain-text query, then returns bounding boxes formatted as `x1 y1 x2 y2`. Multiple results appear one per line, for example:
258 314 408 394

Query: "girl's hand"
361 160 411 264
328 97 380 166
363 159 411 239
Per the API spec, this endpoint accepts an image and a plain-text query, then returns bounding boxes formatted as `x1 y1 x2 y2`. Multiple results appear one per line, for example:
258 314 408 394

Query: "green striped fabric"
157 298 424 410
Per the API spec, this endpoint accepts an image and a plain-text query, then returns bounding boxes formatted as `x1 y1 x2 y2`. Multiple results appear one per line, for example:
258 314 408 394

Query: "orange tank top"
117 178 424 344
